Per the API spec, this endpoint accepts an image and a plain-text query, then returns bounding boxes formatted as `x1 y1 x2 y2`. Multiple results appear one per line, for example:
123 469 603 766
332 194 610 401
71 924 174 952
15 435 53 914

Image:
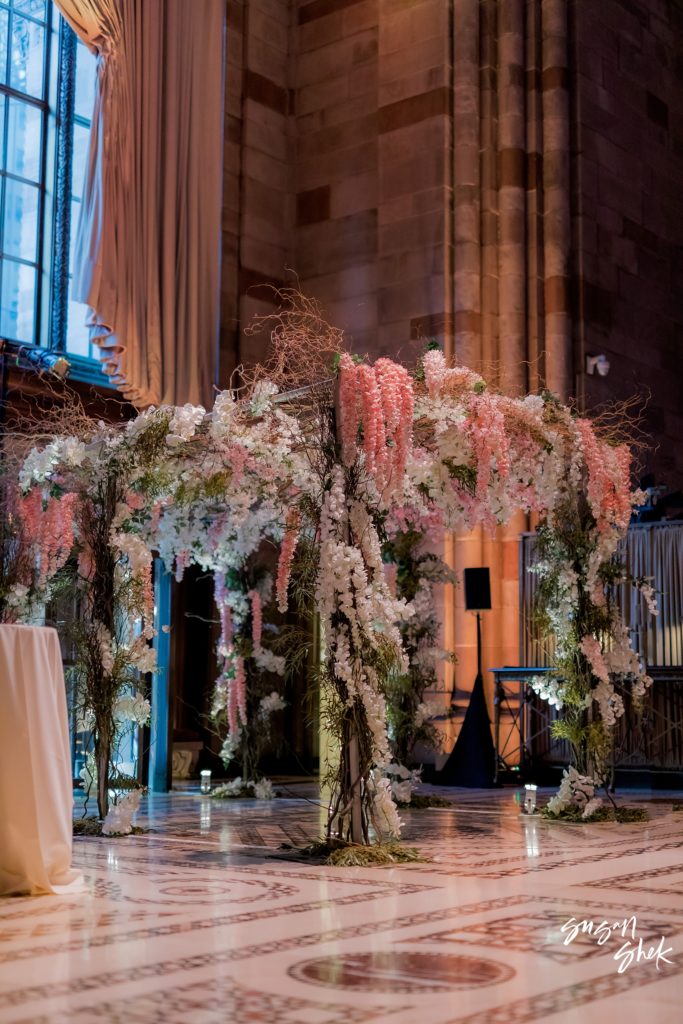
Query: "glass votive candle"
524 783 537 814
200 770 212 794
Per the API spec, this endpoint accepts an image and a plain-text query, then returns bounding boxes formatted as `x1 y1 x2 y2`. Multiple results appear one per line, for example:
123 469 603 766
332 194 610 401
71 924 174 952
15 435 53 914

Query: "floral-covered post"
211 566 286 790
131 388 306 796
316 356 414 843
18 418 166 823
529 411 654 815
382 515 456 768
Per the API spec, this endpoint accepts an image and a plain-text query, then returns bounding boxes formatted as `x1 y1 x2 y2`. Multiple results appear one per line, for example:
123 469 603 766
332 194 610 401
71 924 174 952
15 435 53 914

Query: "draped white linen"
55 0 224 408
0 626 84 896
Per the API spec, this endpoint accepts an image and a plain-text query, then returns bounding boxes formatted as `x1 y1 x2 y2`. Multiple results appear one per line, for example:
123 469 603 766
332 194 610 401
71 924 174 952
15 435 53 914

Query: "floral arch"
12 301 653 843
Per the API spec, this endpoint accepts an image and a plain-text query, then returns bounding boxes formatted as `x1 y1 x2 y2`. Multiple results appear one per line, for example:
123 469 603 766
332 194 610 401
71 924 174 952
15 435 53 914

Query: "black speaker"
464 567 491 611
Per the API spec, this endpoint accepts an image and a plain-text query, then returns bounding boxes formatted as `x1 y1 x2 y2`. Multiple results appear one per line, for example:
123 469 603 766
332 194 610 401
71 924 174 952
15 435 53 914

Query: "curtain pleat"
618 525 683 667
523 525 683 668
54 0 224 408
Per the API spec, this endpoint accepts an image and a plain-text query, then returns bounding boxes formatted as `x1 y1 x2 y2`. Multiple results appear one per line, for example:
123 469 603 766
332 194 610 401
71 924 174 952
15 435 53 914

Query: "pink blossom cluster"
214 573 233 648
579 634 610 685
249 589 262 648
422 348 448 399
140 560 154 621
77 545 95 582
338 353 360 465
467 393 511 502
576 419 632 534
385 502 445 540
224 443 258 484
124 490 145 512
276 512 300 613
422 349 483 398
224 652 247 735
213 573 246 735
227 663 239 735
234 655 247 726
19 489 78 586
338 353 414 500
174 549 190 583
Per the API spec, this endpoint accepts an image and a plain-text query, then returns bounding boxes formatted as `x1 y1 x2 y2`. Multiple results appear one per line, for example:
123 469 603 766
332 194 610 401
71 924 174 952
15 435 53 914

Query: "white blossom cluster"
102 789 142 835
367 769 402 838
18 436 86 491
253 645 286 677
546 766 598 816
219 729 241 766
315 467 409 771
258 691 287 718
166 403 206 447
114 693 151 727
414 697 445 728
526 674 567 710
211 776 275 800
383 762 421 804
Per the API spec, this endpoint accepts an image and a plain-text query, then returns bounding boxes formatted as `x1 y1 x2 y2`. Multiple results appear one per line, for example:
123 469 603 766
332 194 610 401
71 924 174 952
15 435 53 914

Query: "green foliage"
296 838 428 866
542 805 648 823
382 527 456 766
396 794 454 809
443 459 477 493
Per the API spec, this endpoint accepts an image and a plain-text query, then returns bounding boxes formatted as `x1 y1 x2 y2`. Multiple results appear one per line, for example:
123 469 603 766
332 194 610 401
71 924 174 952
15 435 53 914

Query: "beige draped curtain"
55 0 224 408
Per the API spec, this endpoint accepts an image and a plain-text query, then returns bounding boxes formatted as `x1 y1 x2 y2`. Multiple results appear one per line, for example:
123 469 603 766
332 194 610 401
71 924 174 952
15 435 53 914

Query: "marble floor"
1 785 683 1023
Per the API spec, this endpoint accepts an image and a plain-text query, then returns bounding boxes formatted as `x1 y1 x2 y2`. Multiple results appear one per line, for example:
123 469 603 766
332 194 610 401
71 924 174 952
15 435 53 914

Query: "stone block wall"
221 0 683 493
294 0 453 361
217 0 683 758
572 0 683 490
221 0 454 374
220 0 294 383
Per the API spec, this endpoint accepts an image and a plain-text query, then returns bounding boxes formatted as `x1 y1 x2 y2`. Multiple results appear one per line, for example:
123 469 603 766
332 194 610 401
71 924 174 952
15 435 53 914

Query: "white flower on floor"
546 766 597 815
582 797 603 820
102 790 142 836
368 769 402 839
253 778 274 800
211 776 246 798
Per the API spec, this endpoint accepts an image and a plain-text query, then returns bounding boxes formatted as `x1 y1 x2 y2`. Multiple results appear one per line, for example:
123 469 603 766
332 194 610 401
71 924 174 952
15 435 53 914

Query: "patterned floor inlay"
1 785 682 1023
289 951 515 992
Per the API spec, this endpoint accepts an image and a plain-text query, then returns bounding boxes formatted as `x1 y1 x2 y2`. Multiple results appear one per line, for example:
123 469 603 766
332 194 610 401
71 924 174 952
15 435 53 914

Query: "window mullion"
49 15 75 353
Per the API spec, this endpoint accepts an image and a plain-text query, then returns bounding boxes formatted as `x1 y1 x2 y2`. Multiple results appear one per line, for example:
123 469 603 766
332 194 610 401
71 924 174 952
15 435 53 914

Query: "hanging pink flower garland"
338 352 414 501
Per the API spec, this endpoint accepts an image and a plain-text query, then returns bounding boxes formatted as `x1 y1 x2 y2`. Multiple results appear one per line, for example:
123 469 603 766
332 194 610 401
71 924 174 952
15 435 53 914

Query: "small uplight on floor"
523 783 538 814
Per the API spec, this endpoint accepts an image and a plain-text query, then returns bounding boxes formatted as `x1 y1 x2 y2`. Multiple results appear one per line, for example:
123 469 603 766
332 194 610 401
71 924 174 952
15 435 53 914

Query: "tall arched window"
0 0 100 383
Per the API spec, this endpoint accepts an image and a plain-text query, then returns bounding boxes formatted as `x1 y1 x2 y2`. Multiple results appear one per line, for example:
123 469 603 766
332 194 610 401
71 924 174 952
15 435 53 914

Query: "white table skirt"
0 624 84 896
